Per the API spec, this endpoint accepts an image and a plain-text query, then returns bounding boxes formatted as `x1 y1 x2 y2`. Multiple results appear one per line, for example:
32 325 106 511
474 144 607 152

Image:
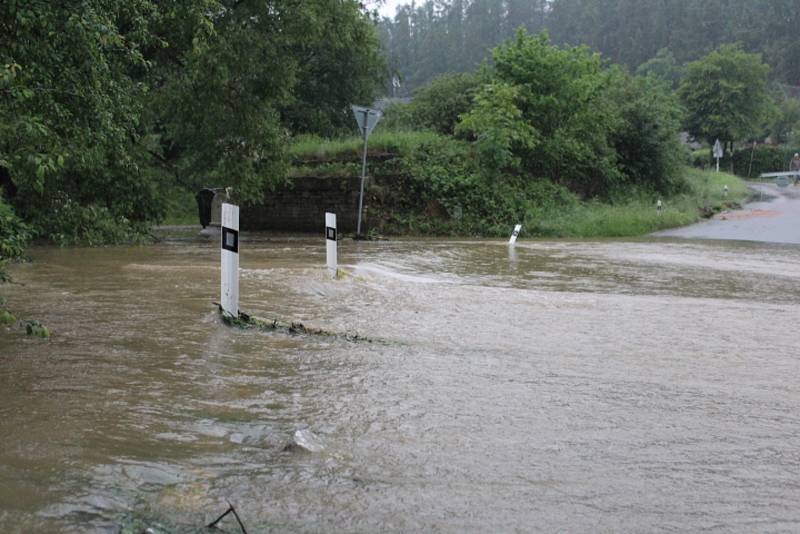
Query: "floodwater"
1 231 800 532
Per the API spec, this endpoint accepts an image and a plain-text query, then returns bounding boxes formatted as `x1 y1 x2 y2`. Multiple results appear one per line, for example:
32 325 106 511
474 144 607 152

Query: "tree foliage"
456 81 538 175
407 72 482 135
147 1 386 201
453 31 685 196
678 44 773 146
768 90 800 144
1 0 161 234
456 32 624 196
608 74 687 193
0 0 385 244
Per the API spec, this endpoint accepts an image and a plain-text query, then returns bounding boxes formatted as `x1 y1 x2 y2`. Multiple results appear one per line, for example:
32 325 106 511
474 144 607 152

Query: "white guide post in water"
509 224 522 245
220 203 240 317
325 212 337 279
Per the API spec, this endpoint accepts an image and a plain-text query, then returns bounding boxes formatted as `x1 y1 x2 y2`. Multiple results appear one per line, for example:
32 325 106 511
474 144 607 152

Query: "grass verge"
161 187 199 226
289 131 441 161
533 169 749 238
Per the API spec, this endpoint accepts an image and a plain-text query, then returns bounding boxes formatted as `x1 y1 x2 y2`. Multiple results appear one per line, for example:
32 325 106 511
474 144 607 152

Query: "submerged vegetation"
220 306 372 343
1 195 28 326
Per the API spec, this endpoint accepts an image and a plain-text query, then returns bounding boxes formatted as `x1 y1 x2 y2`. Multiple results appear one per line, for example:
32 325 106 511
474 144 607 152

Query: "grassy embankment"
289 131 442 160
538 168 749 238
289 132 750 238
162 131 750 237
160 132 442 225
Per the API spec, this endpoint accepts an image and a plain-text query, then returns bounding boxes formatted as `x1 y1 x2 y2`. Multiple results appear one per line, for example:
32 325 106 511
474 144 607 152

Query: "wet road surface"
657 182 800 244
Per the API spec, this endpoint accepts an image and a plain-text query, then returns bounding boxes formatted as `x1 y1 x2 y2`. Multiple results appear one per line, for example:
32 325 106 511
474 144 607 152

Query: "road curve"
655 182 800 245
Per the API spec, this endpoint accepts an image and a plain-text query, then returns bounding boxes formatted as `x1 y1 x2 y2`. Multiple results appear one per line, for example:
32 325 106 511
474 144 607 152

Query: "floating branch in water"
216 304 372 343
207 500 248 533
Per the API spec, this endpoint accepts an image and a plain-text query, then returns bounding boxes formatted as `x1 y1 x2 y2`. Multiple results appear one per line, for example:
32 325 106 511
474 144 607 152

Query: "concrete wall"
240 175 365 233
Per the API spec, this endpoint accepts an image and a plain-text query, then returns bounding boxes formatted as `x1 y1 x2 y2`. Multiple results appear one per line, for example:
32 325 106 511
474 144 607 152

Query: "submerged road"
656 182 800 244
2 231 800 531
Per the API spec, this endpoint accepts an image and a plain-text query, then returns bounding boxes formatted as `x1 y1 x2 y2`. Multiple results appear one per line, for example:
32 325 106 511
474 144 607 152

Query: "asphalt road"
655 182 800 245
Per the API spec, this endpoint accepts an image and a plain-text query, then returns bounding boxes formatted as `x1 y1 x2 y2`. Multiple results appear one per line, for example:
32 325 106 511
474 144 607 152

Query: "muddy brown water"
1 232 800 532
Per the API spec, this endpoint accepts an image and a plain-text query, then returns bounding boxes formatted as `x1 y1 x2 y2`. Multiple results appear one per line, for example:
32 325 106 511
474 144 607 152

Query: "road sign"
352 105 383 237
508 224 522 245
713 139 723 159
713 139 724 172
325 212 337 279
220 203 239 318
351 106 382 138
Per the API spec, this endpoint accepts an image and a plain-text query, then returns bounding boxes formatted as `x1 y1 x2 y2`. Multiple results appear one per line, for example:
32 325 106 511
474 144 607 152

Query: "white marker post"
508 224 522 245
220 203 239 318
325 212 337 279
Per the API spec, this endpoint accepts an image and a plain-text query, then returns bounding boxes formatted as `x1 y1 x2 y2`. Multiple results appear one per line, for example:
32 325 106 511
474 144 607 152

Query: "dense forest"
379 0 800 94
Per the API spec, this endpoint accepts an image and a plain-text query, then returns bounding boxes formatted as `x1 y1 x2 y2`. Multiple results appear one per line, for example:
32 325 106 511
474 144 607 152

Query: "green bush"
0 196 30 260
289 131 443 161
608 73 687 194
407 73 483 135
30 194 151 246
387 136 578 236
454 31 685 199
378 102 416 132
532 169 748 238
161 187 199 226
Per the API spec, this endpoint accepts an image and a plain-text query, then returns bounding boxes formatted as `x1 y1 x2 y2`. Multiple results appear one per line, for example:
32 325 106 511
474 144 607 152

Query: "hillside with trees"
380 0 800 95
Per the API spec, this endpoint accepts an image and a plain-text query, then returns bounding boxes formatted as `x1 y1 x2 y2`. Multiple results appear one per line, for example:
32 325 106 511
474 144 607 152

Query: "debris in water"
0 309 15 325
207 501 248 533
216 304 372 343
25 320 49 338
284 428 325 453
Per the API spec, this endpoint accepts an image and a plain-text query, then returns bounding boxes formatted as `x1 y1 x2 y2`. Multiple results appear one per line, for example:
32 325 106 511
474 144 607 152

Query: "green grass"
161 188 199 226
289 130 443 161
533 169 750 238
684 167 749 205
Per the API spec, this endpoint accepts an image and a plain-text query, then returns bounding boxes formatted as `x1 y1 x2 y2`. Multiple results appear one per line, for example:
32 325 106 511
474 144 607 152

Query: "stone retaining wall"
240 175 365 233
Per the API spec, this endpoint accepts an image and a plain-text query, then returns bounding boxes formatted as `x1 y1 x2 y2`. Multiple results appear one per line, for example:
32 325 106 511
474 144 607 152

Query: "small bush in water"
25 320 49 338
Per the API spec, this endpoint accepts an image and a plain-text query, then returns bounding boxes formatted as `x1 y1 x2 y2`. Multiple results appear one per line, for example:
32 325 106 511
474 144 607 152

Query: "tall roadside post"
351 105 382 238
220 203 240 318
